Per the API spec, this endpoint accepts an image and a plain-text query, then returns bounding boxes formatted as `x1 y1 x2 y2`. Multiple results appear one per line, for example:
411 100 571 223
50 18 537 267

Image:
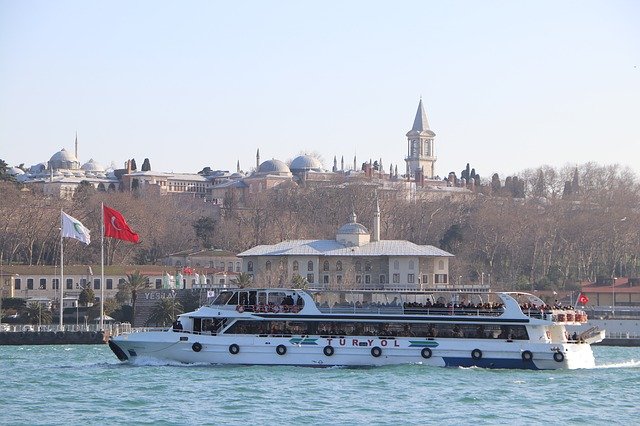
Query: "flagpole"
100 203 105 331
60 210 64 329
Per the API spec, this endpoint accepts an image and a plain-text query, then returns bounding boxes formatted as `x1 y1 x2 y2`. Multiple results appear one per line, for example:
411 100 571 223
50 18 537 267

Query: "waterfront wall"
0 330 106 345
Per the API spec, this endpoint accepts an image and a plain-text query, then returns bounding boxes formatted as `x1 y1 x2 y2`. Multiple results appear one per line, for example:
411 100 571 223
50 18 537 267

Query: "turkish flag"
578 293 589 305
103 205 140 243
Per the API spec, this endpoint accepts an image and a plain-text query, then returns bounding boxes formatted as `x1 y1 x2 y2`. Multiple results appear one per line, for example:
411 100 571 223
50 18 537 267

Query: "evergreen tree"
130 158 137 170
141 158 151 171
194 217 216 248
491 173 501 194
79 288 96 306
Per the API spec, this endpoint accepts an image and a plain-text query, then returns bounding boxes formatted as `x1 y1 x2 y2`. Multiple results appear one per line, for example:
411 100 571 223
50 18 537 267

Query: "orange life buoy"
236 305 245 313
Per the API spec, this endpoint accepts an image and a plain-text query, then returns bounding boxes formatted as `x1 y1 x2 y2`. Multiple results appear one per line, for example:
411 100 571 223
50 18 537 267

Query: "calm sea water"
1 345 639 425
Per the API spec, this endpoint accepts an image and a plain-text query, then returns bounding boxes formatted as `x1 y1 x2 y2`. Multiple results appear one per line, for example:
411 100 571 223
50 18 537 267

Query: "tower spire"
411 99 430 132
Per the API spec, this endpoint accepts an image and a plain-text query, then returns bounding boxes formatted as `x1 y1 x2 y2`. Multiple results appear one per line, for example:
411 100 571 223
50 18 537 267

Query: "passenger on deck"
282 295 294 306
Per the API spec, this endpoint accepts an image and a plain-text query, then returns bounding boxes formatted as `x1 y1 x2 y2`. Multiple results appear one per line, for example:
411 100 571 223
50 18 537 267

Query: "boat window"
267 292 287 305
212 291 233 305
227 292 239 305
238 291 249 305
192 318 202 333
222 319 528 340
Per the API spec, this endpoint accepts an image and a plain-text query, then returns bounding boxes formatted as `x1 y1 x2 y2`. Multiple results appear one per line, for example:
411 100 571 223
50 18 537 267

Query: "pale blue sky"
1 0 638 179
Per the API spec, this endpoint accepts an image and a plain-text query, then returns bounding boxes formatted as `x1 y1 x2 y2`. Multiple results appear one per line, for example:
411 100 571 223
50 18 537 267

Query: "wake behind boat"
109 287 603 369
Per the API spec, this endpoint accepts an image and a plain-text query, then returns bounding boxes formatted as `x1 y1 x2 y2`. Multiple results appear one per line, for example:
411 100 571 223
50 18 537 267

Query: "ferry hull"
109 332 596 370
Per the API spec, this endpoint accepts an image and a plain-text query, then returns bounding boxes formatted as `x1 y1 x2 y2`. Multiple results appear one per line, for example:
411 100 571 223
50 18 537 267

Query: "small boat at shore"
108 288 604 369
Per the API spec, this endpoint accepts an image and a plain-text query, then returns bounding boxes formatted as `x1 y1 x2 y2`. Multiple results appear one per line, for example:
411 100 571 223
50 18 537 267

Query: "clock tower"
405 99 436 179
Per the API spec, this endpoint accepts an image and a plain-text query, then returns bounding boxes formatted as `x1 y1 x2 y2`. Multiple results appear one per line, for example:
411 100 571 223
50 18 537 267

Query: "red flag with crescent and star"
103 205 140 243
578 293 589 305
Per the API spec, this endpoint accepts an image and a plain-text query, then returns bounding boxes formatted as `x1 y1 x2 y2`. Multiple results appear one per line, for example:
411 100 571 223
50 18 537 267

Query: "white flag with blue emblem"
61 211 91 245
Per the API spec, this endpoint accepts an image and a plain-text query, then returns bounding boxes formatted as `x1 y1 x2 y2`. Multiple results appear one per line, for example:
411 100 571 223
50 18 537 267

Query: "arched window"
307 261 314 271
265 261 272 271
355 261 362 272
394 260 399 270
379 275 386 284
336 261 342 271
247 261 254 272
293 261 299 271
365 261 371 271
323 261 329 271
438 260 444 270
409 260 414 270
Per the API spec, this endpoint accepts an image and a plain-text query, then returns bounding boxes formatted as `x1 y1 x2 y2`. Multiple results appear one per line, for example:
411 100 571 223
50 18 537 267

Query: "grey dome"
7 167 24 175
337 222 369 235
337 212 369 235
49 148 80 170
81 158 105 172
258 159 290 174
290 155 322 172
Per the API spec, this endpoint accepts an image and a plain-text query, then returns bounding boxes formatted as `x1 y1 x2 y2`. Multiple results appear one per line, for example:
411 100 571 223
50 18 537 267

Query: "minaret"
332 156 337 172
372 196 380 242
237 160 240 173
405 99 437 179
353 155 357 171
74 132 78 159
341 156 344 172
256 149 260 169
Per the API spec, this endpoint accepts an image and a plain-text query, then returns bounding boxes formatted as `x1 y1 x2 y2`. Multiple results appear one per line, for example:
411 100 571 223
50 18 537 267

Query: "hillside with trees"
0 162 638 293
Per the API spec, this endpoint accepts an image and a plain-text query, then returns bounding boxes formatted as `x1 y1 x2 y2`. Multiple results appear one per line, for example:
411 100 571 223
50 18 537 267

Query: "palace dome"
81 158 105 172
257 159 291 175
49 148 80 170
290 155 322 173
337 212 369 235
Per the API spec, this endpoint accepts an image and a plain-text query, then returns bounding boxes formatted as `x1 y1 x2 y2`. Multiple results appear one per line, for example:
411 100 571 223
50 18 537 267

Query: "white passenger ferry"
108 288 604 369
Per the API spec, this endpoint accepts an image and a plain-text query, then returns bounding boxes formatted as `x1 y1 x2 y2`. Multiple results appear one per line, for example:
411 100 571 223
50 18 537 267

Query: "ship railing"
606 331 640 339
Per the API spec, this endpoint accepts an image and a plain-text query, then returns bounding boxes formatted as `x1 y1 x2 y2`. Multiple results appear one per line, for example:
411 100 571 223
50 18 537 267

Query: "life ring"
236 305 245 313
192 342 202 352
276 344 287 356
371 346 382 358
323 345 335 357
553 351 564 362
521 350 533 362
229 343 240 355
471 349 483 360
421 348 432 359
